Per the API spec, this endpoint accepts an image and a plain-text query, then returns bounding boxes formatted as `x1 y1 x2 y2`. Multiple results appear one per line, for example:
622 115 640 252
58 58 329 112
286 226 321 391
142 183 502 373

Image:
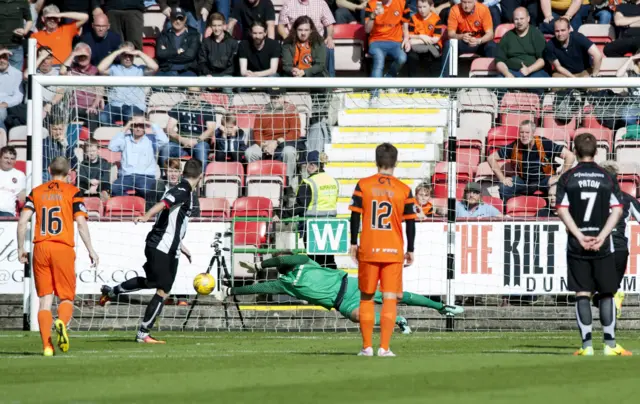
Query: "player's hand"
18 248 28 264
349 245 359 264
239 261 258 273
89 249 99 268
577 234 596 250
590 236 606 251
181 246 192 263
133 216 148 224
404 252 414 267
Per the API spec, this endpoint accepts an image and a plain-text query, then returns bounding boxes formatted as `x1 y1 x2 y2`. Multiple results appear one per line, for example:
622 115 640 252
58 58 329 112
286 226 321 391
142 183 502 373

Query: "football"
193 273 215 295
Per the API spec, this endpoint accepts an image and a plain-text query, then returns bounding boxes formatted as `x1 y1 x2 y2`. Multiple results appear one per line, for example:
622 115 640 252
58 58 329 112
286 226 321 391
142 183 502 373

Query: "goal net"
12 73 640 333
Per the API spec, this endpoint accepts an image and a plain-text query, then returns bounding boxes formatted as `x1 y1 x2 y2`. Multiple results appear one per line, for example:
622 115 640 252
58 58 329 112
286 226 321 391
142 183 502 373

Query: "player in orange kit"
16 157 99 356
349 143 417 357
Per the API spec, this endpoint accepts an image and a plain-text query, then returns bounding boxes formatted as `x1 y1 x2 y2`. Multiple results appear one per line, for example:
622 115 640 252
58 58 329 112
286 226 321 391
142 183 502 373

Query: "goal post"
25 61 640 332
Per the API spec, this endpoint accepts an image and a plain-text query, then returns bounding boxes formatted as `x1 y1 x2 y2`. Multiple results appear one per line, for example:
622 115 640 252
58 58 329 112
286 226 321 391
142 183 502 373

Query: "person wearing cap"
455 182 502 218
277 150 340 269
155 7 201 77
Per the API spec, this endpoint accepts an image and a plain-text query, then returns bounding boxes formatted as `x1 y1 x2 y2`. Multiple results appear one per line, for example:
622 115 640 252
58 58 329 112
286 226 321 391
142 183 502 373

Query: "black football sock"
112 277 148 297
599 294 616 348
576 296 593 349
138 293 165 336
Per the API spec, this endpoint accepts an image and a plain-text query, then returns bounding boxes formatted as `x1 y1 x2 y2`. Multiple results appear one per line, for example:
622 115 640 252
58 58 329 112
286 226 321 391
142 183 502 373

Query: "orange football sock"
380 298 397 351
57 301 73 326
38 310 53 350
359 299 375 349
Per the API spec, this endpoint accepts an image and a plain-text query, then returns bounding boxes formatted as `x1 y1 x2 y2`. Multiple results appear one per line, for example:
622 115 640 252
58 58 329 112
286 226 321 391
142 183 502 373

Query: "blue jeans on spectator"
99 104 145 126
623 106 640 126
369 41 407 78
441 40 498 77
0 210 15 217
159 140 211 171
499 175 551 201
156 70 198 77
112 174 157 197
215 0 231 22
8 45 23 71
539 11 584 35
326 47 335 77
0 108 7 133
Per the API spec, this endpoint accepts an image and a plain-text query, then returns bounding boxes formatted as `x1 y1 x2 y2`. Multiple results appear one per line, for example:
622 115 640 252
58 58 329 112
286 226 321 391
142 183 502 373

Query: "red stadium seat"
455 139 484 167
494 24 514 43
333 24 366 71
199 197 230 218
232 197 272 246
83 197 104 218
578 24 615 44
469 58 497 77
98 148 122 165
534 127 573 148
233 221 268 246
499 93 540 127
573 127 612 161
506 196 547 217
246 161 287 207
200 93 230 108
617 162 640 198
620 181 637 198
486 126 519 155
432 162 473 198
232 196 273 218
105 196 145 217
14 160 26 173
541 93 578 131
482 196 504 213
235 113 257 132
204 162 244 205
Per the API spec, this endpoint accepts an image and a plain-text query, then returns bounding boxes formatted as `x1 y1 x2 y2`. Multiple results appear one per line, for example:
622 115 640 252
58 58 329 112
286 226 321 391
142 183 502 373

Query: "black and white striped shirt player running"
555 133 631 356
99 159 203 344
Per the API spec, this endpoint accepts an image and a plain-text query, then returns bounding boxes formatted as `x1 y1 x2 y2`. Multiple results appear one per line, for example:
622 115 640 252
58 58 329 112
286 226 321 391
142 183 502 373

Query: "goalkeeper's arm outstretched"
216 255 463 334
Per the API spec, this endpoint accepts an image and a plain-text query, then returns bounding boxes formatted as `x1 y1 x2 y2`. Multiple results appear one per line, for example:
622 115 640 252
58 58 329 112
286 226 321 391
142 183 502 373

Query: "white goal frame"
25 39 640 332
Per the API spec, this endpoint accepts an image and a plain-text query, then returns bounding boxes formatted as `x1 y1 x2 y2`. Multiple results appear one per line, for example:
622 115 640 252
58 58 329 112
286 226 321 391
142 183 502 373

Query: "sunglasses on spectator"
45 17 60 22
173 16 186 21
132 123 146 129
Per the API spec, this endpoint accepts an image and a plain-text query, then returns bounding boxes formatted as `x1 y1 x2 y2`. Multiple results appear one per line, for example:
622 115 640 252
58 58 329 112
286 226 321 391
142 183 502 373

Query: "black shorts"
567 254 618 294
615 248 629 285
143 246 179 292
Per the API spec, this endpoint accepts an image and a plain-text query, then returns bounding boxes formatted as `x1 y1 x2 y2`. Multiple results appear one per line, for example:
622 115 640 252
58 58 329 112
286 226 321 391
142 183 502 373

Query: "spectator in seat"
245 95 301 183
43 119 78 181
198 12 238 78
365 0 411 80
0 48 25 141
76 13 122 67
536 175 558 217
335 0 368 24
31 4 88 64
0 0 32 71
581 0 613 25
102 0 145 50
282 16 329 78
456 182 502 217
616 52 640 125
539 0 587 34
500 0 540 23
108 114 169 201
407 0 444 77
41 0 105 32
0 146 26 217
487 120 575 201
441 0 497 76
155 7 201 77
604 0 640 58
97 42 159 125
159 0 213 33
544 17 602 78
495 7 548 78
159 88 215 171
415 182 436 218
238 21 281 78
60 43 103 133
31 46 65 120
278 0 336 77
228 0 277 40
214 114 248 162
78 138 111 201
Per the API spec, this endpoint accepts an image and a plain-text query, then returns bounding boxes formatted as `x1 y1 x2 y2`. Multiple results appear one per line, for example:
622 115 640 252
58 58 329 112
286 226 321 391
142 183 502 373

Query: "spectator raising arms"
198 13 238 77
156 7 201 77
495 7 548 78
0 146 26 217
282 16 329 78
108 114 169 203
159 88 216 171
238 21 281 77
76 13 122 66
97 42 159 125
544 17 602 78
365 0 411 79
0 48 24 141
214 114 248 162
78 139 111 202
32 5 88 64
228 0 277 40
0 0 32 71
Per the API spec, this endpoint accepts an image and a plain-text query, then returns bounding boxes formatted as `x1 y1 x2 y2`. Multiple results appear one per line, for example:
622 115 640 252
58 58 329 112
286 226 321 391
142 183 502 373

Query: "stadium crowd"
0 0 639 220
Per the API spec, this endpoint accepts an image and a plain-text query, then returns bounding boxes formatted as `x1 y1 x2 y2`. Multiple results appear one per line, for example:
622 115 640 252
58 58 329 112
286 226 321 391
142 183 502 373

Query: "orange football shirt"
23 180 87 248
365 0 411 44
409 11 445 48
447 2 493 38
349 173 417 263
32 23 79 64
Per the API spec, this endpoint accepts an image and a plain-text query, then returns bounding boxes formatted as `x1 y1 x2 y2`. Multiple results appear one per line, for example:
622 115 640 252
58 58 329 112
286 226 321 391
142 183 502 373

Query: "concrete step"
325 143 441 163
331 126 445 144
324 161 432 180
337 178 421 197
338 108 448 127
344 92 451 110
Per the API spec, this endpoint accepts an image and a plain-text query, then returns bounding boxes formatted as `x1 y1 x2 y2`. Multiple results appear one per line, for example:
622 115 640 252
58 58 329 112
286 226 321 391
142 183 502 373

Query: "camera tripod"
182 235 246 330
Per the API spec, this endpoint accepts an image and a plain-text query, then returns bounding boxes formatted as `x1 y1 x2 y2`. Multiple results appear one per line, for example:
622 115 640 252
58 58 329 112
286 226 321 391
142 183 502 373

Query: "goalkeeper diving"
214 254 463 333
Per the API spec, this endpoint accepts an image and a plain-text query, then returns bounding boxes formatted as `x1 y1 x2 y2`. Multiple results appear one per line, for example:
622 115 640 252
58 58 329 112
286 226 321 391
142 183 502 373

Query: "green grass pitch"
1 331 640 403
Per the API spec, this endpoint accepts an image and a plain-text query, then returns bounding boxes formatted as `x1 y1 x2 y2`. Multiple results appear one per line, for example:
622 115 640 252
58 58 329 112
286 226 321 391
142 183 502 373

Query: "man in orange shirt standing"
32 5 88 64
365 0 411 79
16 157 99 356
349 143 417 357
407 0 444 77
441 0 497 76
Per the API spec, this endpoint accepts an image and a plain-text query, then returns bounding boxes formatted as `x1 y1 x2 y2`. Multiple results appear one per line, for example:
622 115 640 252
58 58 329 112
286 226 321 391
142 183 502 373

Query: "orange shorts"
358 262 403 294
33 242 76 301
